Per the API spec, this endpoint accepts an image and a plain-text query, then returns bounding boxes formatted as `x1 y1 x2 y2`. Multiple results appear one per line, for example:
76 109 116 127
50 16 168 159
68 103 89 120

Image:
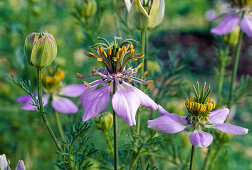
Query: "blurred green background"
0 0 252 169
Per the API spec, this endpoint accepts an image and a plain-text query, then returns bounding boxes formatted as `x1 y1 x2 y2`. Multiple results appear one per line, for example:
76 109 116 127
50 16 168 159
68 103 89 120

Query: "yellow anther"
130 45 134 52
116 42 118 48
129 51 135 58
82 81 90 88
136 53 144 58
129 78 132 82
144 80 154 85
102 51 107 58
97 57 103 62
76 73 83 79
116 52 119 59
113 57 117 62
125 44 130 51
123 46 127 54
99 46 104 53
86 52 96 58
141 71 148 76
107 48 112 56
132 57 138 61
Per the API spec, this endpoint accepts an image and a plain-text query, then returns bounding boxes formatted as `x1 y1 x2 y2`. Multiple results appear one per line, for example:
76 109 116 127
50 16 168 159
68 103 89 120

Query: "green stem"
37 68 62 152
227 27 243 108
53 110 65 140
136 29 146 136
103 131 114 156
113 82 118 170
217 47 229 104
202 147 211 170
189 145 195 170
208 144 224 170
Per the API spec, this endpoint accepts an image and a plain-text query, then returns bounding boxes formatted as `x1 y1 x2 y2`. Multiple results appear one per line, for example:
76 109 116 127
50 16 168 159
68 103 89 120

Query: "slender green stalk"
53 110 65 140
103 131 114 156
227 27 243 108
217 47 229 105
189 145 195 170
37 68 62 151
113 82 118 170
202 147 211 170
208 143 224 170
136 30 146 136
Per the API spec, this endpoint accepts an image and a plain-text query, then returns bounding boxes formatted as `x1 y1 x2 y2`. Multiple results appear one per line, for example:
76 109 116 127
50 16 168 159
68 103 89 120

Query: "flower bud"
127 0 165 30
94 112 113 131
223 27 240 46
76 0 97 18
30 32 57 68
24 32 40 65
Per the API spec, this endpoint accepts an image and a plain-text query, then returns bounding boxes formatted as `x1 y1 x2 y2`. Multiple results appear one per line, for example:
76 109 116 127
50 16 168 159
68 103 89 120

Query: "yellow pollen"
144 80 154 85
97 57 103 62
130 45 134 53
113 57 117 62
125 44 130 51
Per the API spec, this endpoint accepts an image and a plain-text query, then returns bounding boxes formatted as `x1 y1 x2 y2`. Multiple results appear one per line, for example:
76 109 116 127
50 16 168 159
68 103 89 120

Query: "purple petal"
52 97 78 114
60 84 86 97
0 154 9 170
112 82 141 126
19 94 48 111
211 123 248 135
17 95 30 103
189 131 213 147
211 14 240 35
158 105 170 115
82 85 110 121
148 113 189 133
130 83 158 110
15 160 26 170
240 15 252 37
209 108 229 124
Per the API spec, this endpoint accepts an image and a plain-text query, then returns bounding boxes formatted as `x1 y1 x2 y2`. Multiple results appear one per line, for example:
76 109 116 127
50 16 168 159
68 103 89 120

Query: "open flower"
127 0 165 30
148 84 248 147
77 37 158 126
0 154 25 170
211 2 252 37
17 69 85 114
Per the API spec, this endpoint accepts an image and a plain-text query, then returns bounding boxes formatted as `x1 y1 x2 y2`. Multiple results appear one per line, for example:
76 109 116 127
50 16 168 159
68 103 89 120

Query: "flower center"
41 68 64 92
86 37 143 74
185 82 216 124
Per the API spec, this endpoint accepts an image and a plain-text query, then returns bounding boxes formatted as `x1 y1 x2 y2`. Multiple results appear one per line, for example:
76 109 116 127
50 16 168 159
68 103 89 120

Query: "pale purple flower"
78 38 158 126
211 7 252 37
17 84 85 114
148 106 248 147
0 154 25 170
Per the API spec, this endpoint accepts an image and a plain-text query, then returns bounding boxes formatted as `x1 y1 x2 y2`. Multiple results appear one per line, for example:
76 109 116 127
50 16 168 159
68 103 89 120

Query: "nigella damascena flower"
211 2 252 37
77 37 158 126
148 83 248 147
0 154 25 170
17 69 85 114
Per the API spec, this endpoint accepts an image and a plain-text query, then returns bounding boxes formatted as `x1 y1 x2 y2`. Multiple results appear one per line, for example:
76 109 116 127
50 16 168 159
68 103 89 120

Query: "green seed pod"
24 32 40 66
223 27 240 46
30 33 57 68
94 112 113 131
127 0 165 30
